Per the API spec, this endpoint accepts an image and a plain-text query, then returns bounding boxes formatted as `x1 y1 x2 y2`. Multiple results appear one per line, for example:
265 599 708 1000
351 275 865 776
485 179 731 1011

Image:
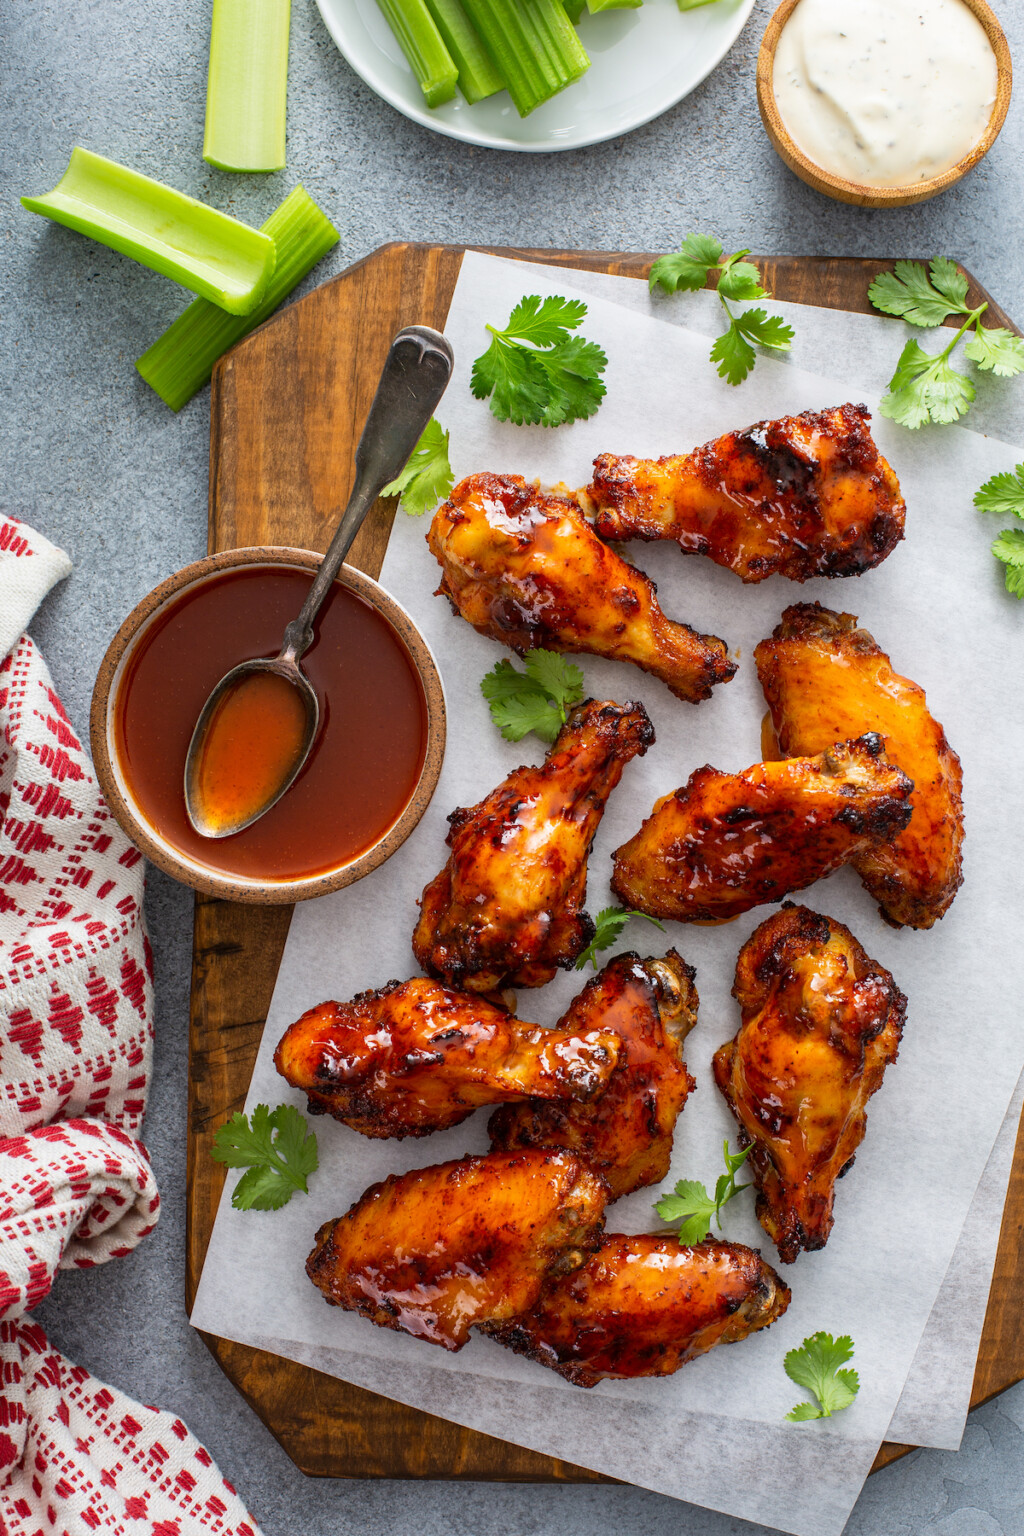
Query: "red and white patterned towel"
0 518 261 1536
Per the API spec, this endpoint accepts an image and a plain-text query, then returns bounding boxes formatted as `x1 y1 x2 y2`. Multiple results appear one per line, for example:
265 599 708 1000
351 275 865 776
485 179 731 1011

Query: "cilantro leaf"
531 335 609 427
380 417 454 516
868 259 970 328
992 526 1024 599
575 906 666 970
471 297 607 428
502 292 588 346
963 325 1024 377
929 256 971 311
716 258 769 303
868 257 1023 430
651 234 794 385
479 659 558 742
710 323 757 386
480 650 584 743
736 308 795 351
472 338 550 426
879 339 975 429
211 1103 319 1211
523 649 585 712
648 232 723 294
655 1139 753 1243
974 464 1024 517
655 1179 719 1245
923 358 977 424
784 1333 860 1421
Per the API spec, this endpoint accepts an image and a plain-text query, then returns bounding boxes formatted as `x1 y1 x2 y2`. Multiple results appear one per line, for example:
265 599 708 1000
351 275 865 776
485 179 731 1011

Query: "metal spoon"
184 324 454 839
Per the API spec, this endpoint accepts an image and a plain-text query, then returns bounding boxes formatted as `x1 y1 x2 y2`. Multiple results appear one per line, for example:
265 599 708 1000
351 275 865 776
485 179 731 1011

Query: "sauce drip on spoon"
191 668 309 836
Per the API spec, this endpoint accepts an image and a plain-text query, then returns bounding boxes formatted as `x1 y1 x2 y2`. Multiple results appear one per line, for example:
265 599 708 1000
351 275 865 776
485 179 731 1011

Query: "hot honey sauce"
114 566 428 881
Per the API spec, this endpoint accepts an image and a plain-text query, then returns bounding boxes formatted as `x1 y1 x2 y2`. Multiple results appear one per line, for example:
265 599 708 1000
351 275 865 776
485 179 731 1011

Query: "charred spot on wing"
738 423 819 503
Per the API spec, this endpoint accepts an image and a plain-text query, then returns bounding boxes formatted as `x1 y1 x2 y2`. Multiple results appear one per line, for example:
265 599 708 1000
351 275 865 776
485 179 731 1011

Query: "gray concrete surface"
2 0 1023 1530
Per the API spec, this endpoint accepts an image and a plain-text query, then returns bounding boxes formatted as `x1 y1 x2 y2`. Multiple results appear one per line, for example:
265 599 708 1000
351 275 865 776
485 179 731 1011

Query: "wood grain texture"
189 242 1023 1481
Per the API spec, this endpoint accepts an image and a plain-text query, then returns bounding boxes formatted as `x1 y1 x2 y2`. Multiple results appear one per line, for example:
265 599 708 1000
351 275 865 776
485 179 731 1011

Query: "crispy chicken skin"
755 604 964 929
489 950 698 1199
306 1150 608 1350
586 404 905 584
610 735 913 923
713 905 905 1263
483 1236 791 1387
274 980 621 1139
428 473 736 703
413 699 654 992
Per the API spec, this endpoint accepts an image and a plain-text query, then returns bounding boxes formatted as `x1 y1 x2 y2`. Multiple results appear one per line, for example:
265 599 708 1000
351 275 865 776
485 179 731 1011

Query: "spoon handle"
281 324 454 663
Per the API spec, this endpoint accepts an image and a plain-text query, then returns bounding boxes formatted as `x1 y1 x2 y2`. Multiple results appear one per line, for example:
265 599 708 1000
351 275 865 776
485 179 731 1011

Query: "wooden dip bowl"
91 547 446 903
756 0 1012 208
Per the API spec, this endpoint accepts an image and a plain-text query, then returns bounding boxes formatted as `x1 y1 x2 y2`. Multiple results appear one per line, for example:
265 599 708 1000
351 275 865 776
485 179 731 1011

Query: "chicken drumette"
489 950 697 1199
274 979 621 1138
306 1150 608 1350
484 1236 790 1387
586 404 905 583
611 735 913 923
713 904 905 1263
414 699 654 992
755 603 964 928
428 473 736 703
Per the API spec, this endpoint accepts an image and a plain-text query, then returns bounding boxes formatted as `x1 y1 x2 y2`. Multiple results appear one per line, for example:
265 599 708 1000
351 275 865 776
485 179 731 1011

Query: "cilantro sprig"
649 234 794 385
785 1332 860 1422
480 650 585 743
211 1102 319 1211
975 462 1024 598
381 417 454 517
868 259 1024 428
654 1139 753 1245
471 295 608 427
575 906 665 970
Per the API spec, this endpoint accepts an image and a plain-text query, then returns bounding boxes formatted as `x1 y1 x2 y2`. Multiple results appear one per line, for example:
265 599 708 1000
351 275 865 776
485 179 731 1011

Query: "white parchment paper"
510 257 1024 1455
192 253 1024 1536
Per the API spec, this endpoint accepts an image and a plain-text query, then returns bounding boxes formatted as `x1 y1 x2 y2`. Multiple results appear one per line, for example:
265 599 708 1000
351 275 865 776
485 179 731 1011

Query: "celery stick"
21 147 276 315
587 0 641 10
423 0 504 103
136 187 338 412
459 0 589 115
561 0 586 21
376 0 459 106
204 0 291 172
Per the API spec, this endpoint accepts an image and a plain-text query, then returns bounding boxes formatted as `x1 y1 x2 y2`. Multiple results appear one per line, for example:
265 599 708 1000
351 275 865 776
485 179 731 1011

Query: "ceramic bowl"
90 546 446 903
756 0 1012 208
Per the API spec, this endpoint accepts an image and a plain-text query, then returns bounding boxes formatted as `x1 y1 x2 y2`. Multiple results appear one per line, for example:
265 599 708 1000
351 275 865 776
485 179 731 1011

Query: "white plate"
314 0 757 151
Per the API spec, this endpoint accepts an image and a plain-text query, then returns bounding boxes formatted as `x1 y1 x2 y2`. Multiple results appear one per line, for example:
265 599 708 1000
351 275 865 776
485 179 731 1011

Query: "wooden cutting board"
187 243 1024 1481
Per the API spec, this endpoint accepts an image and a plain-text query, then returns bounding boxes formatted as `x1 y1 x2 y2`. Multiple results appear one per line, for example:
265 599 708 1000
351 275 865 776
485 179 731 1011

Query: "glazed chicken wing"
586 404 905 583
274 979 620 1138
428 473 736 703
713 905 905 1262
484 1236 790 1387
414 699 654 992
755 603 964 928
306 1150 608 1350
489 950 697 1199
611 735 913 922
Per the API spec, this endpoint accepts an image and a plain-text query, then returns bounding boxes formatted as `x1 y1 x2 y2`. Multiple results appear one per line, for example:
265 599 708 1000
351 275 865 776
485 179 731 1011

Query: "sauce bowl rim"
89 546 446 904
756 0 1012 209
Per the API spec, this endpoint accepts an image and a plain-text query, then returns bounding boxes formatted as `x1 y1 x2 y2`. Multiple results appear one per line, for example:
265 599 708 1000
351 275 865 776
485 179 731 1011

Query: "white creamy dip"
772 0 998 188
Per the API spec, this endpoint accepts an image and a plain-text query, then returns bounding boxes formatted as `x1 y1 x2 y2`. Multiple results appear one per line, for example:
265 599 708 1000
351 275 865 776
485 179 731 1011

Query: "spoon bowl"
184 656 319 838
183 323 453 839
